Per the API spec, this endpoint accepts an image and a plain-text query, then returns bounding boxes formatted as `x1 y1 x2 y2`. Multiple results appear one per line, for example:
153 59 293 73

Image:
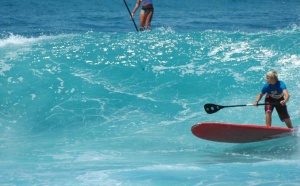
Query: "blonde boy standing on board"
253 70 293 128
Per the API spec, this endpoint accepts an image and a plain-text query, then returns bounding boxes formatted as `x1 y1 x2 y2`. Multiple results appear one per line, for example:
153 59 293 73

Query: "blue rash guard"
261 80 286 99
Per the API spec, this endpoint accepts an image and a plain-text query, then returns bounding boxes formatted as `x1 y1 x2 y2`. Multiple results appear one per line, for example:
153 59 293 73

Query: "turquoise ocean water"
1 0 300 185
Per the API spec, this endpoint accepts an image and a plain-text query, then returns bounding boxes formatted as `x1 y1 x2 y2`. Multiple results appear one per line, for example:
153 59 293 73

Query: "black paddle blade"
204 104 224 114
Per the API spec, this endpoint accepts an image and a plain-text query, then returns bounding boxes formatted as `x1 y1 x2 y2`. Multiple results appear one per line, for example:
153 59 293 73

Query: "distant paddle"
123 0 139 32
204 103 275 114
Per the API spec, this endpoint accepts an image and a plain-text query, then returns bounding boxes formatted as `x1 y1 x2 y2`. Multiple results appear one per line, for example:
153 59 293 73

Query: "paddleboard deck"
191 122 293 143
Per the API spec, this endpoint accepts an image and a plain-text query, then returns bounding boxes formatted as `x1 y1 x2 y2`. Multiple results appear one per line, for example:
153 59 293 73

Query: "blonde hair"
266 70 278 80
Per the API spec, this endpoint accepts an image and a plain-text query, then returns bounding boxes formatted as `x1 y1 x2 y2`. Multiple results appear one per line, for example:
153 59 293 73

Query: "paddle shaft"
123 0 139 32
221 103 267 108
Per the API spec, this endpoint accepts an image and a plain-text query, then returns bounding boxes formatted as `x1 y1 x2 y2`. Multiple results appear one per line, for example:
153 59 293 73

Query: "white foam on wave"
76 171 122 186
0 60 12 76
139 164 204 171
0 33 73 48
0 33 39 47
75 163 204 186
295 127 300 137
277 54 300 68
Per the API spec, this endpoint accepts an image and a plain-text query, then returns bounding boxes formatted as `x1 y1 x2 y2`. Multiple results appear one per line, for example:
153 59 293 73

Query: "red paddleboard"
191 122 293 143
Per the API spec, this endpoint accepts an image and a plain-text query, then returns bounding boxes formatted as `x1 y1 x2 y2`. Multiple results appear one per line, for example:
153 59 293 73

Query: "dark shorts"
141 7 154 14
265 95 290 121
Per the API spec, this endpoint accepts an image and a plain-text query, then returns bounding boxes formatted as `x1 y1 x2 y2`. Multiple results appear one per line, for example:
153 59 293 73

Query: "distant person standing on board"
131 0 154 31
253 70 293 128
